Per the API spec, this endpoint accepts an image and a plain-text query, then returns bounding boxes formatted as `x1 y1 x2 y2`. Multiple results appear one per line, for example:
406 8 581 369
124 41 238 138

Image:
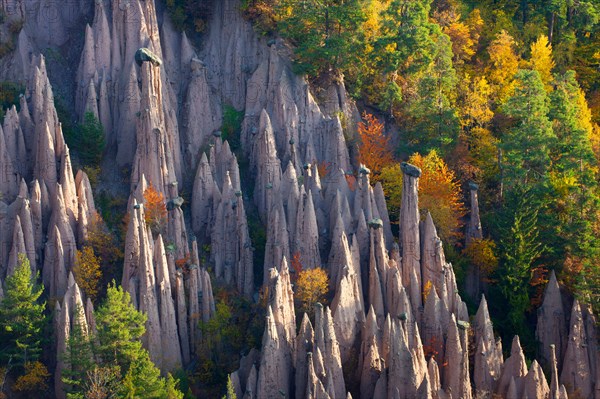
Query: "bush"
143 184 167 236
0 81 23 119
221 105 244 152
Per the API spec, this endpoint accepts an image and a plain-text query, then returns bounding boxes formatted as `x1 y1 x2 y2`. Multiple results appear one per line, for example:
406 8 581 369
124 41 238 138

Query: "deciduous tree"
379 151 465 243
144 183 167 235
486 30 520 104
74 246 102 301
295 267 329 316
357 112 394 175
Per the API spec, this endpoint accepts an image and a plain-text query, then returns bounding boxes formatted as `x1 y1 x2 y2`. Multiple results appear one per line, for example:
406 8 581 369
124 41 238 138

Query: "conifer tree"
94 284 146 373
500 69 555 192
494 188 544 340
62 306 95 397
0 254 46 369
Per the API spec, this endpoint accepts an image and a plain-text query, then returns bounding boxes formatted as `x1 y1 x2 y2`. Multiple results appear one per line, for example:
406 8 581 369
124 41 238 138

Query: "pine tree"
544 70 600 279
0 254 46 368
120 351 169 398
377 0 436 75
276 0 366 77
408 31 459 152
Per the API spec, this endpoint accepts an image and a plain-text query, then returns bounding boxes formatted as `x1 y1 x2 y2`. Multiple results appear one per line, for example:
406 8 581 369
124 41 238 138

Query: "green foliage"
221 105 244 152
500 69 555 189
377 0 436 74
0 254 46 369
0 82 23 119
492 188 544 342
196 288 264 395
77 112 106 167
222 375 237 399
63 283 185 398
405 31 459 153
61 308 95 395
277 0 366 78
94 284 146 372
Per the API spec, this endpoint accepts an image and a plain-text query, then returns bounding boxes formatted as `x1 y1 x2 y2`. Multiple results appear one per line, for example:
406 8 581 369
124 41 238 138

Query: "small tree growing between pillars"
74 246 102 301
144 183 167 235
295 267 329 317
358 112 395 177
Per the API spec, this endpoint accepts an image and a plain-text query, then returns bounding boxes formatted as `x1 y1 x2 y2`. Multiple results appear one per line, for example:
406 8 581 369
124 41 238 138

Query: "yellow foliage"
144 183 167 234
577 89 595 138
465 9 484 41
444 10 483 65
459 74 494 128
469 127 500 180
423 280 433 301
74 246 102 300
527 35 555 91
295 267 329 315
486 30 520 104
408 151 466 243
379 151 465 243
13 361 50 392
463 238 498 277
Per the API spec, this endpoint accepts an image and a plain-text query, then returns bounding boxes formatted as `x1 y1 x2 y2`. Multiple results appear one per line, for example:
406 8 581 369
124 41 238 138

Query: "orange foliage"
290 251 303 280
358 112 395 175
317 160 331 178
422 335 442 361
345 174 357 191
409 151 466 243
422 280 433 302
175 254 190 270
143 183 167 234
529 266 549 308
74 246 102 300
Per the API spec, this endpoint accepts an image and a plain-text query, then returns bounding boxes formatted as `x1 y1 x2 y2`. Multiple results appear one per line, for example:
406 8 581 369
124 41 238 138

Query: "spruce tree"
500 69 555 191
61 306 95 397
94 283 146 373
94 283 184 398
494 188 544 341
0 254 46 369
